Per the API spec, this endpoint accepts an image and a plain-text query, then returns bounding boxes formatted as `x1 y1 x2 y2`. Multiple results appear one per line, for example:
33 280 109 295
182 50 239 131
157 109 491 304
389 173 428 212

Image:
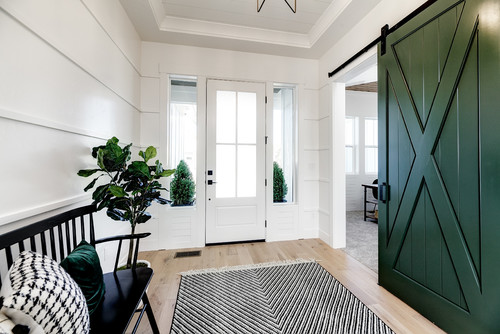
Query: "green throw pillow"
60 240 105 315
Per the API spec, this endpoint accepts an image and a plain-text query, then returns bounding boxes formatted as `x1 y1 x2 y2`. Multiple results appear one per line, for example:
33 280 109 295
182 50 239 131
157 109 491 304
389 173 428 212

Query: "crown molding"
308 0 352 45
159 15 310 48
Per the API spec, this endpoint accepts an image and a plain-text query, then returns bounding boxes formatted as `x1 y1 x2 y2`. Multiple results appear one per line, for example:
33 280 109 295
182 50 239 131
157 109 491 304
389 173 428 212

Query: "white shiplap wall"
0 0 141 271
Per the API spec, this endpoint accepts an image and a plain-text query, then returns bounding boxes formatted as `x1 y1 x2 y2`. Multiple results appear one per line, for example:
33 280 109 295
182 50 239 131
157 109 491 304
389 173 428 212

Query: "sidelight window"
169 76 197 178
273 84 296 203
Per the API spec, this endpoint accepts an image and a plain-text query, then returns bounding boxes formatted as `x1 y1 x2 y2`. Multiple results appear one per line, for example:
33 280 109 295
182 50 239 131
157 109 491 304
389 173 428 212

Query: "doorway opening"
343 64 378 273
330 49 379 273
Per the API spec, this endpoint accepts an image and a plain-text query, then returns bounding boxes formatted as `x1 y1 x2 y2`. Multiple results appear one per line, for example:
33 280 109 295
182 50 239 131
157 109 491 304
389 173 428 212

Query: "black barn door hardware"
327 0 437 78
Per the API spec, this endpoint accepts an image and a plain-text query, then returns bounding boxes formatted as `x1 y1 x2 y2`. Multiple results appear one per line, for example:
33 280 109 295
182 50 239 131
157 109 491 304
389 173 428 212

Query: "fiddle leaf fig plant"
78 137 175 267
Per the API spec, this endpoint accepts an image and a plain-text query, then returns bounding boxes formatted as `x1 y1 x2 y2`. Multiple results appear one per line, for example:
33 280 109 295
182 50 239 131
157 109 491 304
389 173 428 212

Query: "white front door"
206 79 266 244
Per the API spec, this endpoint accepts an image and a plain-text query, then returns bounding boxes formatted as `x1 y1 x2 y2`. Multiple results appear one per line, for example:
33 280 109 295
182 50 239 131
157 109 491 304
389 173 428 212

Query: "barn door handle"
379 182 389 203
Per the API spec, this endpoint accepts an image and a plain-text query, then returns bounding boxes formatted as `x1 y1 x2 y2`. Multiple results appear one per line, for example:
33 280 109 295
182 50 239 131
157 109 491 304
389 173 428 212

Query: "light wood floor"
129 239 445 334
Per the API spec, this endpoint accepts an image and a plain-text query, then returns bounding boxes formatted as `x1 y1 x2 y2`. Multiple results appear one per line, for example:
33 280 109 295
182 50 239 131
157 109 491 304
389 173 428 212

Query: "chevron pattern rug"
170 260 394 334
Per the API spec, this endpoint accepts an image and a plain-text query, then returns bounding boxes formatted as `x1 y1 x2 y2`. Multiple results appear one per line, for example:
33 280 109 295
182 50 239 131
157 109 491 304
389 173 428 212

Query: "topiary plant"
273 161 288 202
170 160 196 206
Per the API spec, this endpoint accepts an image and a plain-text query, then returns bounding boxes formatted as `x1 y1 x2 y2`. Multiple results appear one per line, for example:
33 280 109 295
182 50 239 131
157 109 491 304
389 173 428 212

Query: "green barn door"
378 0 500 332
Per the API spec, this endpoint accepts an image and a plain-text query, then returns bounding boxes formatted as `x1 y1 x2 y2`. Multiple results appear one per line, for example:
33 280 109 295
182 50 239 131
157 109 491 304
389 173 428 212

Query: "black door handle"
379 182 389 203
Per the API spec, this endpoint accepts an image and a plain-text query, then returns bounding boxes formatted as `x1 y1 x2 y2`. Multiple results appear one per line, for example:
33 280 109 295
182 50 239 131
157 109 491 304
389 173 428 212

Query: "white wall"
138 42 320 249
345 91 378 211
0 0 141 272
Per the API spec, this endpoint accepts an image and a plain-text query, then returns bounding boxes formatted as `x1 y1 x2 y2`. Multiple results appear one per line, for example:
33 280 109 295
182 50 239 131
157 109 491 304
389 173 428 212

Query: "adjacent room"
343 62 379 273
1 0 498 333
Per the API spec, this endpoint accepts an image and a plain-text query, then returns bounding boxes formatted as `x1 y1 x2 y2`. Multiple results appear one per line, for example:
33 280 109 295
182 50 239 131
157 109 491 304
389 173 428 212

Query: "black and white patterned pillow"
0 312 15 334
0 251 89 334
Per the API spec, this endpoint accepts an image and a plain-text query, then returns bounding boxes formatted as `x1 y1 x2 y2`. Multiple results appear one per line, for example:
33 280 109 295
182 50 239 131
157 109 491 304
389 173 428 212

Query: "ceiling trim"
309 0 352 46
148 0 164 28
159 15 310 48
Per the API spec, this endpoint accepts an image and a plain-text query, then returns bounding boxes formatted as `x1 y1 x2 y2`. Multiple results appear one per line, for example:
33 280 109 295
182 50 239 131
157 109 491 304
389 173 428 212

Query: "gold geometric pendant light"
257 0 296 13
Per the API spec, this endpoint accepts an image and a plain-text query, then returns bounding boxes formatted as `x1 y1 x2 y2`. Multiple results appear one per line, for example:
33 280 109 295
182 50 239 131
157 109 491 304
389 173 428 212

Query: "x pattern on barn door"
379 0 486 328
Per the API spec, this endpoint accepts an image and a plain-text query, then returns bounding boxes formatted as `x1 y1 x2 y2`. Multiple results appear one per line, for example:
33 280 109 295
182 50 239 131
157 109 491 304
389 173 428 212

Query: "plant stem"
127 223 136 268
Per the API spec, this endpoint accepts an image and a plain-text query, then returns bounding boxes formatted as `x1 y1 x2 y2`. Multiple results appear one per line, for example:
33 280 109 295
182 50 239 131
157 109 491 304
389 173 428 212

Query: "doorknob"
207 180 217 185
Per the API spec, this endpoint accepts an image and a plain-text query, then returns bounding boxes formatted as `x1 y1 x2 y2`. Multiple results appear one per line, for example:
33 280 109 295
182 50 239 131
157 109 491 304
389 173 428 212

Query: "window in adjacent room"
169 75 197 182
273 84 296 203
364 117 378 174
345 116 358 174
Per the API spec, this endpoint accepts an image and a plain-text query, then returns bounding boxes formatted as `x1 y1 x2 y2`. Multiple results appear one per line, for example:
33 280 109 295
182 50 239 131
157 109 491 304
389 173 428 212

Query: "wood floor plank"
127 239 445 334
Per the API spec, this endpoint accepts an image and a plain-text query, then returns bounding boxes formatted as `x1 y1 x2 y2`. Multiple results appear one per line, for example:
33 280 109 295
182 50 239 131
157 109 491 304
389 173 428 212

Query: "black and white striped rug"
170 260 395 334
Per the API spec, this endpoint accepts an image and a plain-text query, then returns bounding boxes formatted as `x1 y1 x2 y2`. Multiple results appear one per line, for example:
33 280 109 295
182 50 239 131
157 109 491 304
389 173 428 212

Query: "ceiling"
120 0 382 59
346 82 378 92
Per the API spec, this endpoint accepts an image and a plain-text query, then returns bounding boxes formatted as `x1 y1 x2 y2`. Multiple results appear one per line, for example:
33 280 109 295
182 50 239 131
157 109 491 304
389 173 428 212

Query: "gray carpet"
170 260 394 334
344 211 378 273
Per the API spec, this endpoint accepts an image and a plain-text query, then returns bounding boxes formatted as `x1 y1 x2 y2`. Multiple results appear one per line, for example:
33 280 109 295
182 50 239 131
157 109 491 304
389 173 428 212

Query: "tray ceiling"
120 0 382 58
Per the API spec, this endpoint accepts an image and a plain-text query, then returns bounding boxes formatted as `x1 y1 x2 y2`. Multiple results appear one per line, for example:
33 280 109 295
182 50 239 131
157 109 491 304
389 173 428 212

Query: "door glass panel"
238 92 256 144
216 145 236 198
237 145 256 197
215 89 258 199
216 91 236 144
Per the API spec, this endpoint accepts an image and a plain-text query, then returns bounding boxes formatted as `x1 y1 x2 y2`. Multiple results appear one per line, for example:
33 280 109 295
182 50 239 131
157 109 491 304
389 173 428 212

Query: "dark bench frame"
0 205 160 334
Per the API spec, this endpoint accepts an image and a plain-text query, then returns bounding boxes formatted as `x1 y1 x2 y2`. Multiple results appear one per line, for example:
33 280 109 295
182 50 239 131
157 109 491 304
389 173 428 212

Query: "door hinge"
265 96 268 104
265 136 268 144
265 220 267 228
265 179 267 186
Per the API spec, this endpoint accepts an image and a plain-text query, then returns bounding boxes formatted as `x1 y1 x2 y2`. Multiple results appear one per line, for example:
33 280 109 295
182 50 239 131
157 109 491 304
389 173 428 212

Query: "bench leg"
142 293 160 334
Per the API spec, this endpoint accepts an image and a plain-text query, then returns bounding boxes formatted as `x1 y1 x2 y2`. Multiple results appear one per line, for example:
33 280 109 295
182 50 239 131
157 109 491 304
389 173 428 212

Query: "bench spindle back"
0 205 96 288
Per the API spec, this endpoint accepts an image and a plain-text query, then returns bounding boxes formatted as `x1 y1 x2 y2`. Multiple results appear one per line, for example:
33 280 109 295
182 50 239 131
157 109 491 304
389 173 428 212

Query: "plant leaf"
108 137 119 145
136 213 151 224
109 185 127 197
155 197 170 205
129 161 150 178
92 185 109 201
159 169 175 177
144 146 157 162
84 177 99 192
91 145 105 158
97 148 106 170
96 199 110 211
107 208 126 221
122 143 132 162
77 169 100 177
154 160 162 174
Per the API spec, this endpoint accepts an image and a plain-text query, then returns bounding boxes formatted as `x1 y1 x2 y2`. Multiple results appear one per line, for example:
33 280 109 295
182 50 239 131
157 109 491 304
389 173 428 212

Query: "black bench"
0 205 160 334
